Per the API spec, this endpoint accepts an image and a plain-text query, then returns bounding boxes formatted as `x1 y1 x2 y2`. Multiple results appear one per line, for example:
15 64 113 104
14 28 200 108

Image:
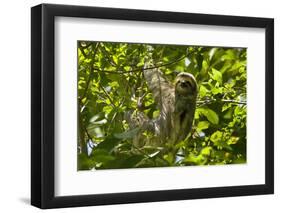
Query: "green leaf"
227 136 240 145
184 153 205 165
90 118 107 125
211 87 223 95
223 109 233 119
197 121 210 131
96 137 120 152
201 147 212 156
202 60 208 71
199 85 208 97
210 131 223 144
78 153 94 170
152 110 160 118
108 81 119 88
91 149 115 163
114 127 140 139
163 152 174 165
210 68 222 84
206 109 219 125
210 131 232 150
89 114 101 123
113 55 118 64
222 49 237 61
103 105 113 114
222 104 231 112
197 108 219 125
87 126 104 138
121 155 145 168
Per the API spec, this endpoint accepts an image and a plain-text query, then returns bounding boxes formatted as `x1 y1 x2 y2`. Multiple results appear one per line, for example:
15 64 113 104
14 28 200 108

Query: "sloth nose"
180 80 191 88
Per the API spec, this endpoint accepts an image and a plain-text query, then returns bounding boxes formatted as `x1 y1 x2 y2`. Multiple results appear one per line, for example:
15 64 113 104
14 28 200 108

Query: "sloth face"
175 72 197 96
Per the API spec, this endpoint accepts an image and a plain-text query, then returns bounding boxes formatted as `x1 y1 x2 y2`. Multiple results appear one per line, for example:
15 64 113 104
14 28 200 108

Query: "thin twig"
99 84 116 108
221 99 246 105
196 98 246 106
99 43 118 66
78 44 88 58
92 55 186 75
81 43 100 100
84 126 93 141
131 145 159 166
107 98 126 131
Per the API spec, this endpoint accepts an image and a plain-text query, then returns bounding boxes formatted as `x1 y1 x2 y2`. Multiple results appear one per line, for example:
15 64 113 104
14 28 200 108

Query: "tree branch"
99 84 116 108
197 98 246 106
92 55 186 75
221 99 247 105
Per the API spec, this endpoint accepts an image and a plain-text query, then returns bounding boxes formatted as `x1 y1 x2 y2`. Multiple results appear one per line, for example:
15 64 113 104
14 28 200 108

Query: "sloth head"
174 72 197 96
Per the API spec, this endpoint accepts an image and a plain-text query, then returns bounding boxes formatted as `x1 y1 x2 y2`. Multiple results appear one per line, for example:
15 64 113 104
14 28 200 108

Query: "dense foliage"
77 41 247 170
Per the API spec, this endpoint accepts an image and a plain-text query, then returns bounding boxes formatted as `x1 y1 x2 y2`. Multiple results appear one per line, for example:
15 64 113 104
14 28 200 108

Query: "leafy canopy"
77 41 247 170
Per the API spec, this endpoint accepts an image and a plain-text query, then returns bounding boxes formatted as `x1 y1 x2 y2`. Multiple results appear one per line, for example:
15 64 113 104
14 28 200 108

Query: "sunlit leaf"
201 147 212 156
197 121 210 131
210 68 222 84
199 85 208 97
197 108 219 125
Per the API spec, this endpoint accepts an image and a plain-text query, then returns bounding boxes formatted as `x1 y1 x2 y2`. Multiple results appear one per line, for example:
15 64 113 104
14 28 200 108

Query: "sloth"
127 66 198 147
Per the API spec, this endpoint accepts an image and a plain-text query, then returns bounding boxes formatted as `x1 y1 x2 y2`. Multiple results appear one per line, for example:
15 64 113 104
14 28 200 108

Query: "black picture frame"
31 3 274 209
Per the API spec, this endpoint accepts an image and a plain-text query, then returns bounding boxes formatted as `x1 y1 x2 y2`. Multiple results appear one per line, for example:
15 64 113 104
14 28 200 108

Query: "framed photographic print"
31 3 274 209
